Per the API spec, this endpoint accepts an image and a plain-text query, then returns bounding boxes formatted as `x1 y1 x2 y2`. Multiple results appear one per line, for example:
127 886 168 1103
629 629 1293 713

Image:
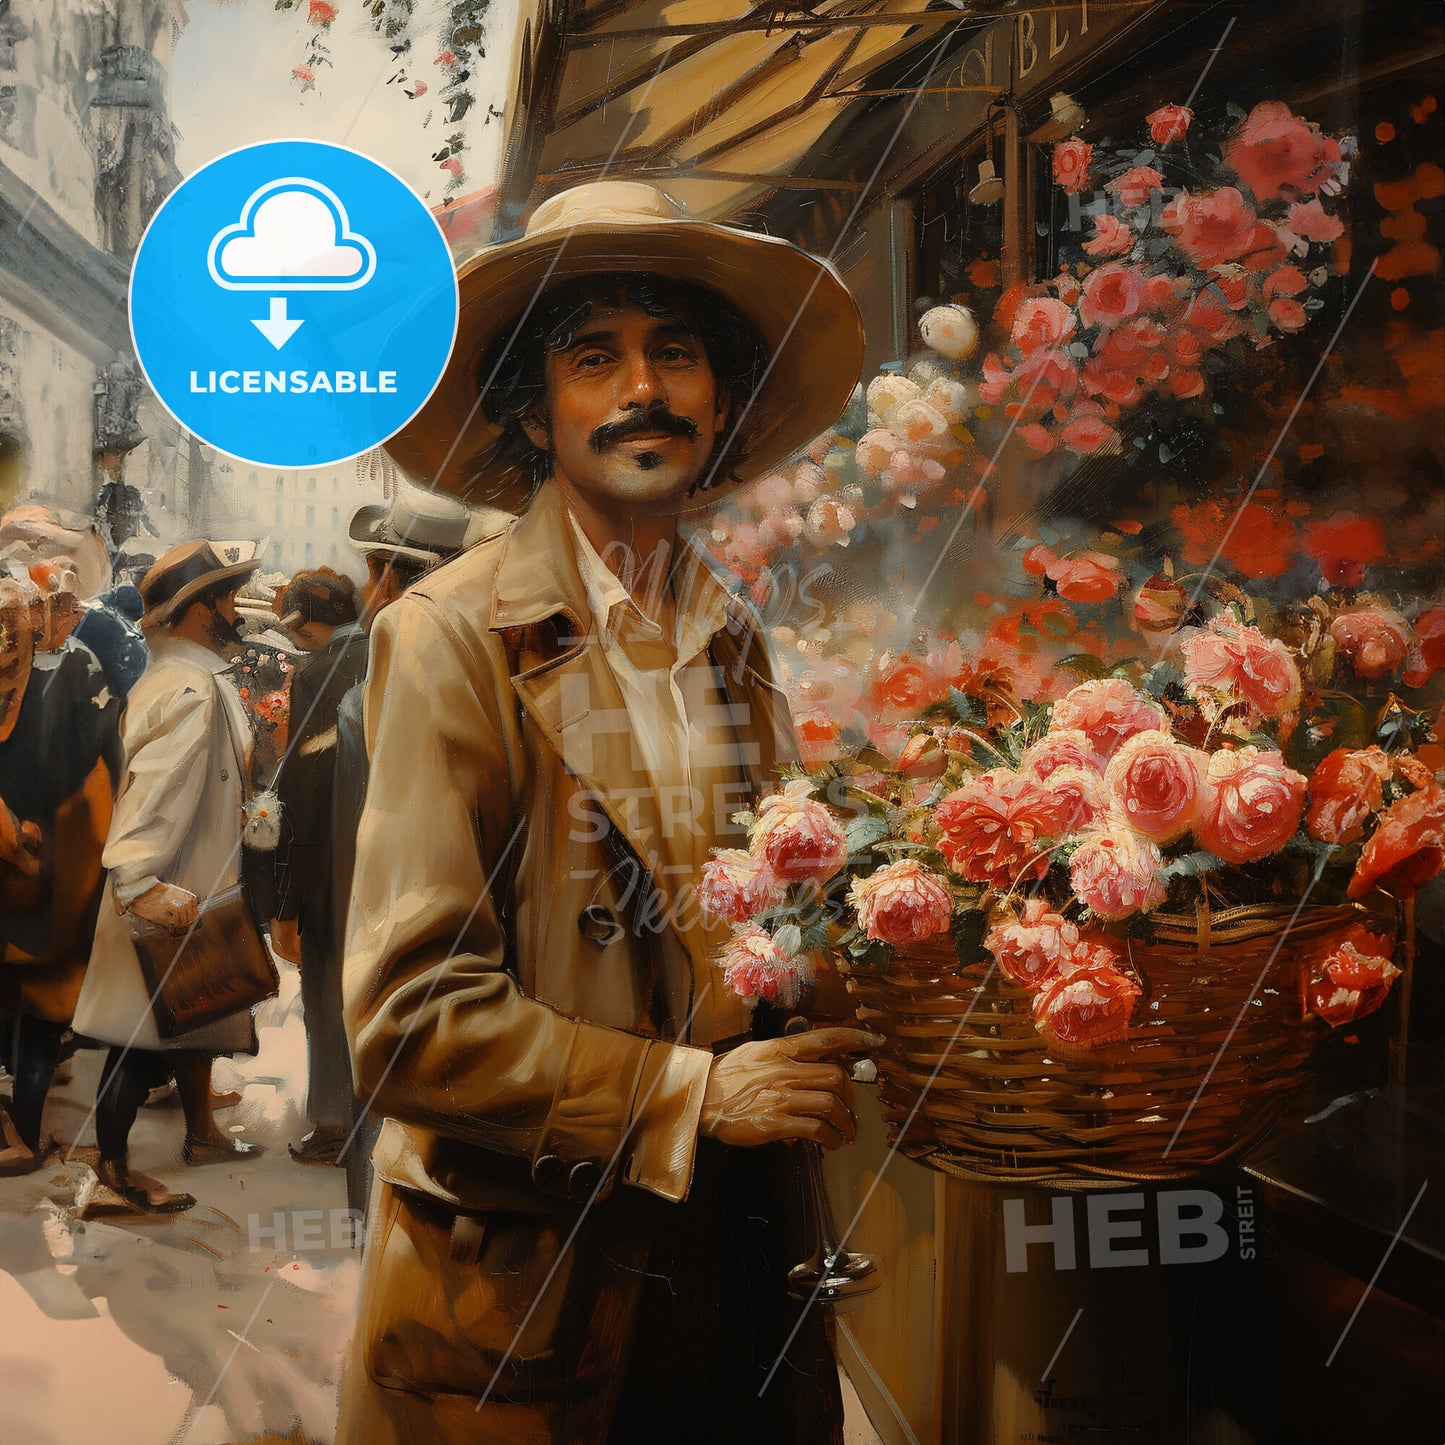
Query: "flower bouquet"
702 586 1440 1186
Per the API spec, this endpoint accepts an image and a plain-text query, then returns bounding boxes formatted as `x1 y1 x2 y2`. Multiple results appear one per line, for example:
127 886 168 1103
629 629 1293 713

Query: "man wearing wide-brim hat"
338 181 879 1443
72 539 266 1214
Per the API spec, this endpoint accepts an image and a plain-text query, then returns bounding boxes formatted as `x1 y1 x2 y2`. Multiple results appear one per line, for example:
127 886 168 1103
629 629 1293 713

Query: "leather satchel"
130 883 279 1039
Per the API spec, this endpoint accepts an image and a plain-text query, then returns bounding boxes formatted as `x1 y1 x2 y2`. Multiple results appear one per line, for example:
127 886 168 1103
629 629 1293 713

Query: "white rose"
866 373 921 426
919 304 980 361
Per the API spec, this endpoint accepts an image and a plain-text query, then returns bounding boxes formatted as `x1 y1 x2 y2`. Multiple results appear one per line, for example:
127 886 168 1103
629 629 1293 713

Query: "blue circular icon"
130 139 459 469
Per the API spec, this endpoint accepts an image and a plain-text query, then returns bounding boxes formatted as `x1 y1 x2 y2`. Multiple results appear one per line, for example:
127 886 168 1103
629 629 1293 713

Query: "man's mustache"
589 406 699 452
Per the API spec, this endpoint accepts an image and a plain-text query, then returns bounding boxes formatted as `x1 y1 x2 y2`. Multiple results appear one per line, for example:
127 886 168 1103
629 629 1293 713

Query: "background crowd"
0 485 503 1217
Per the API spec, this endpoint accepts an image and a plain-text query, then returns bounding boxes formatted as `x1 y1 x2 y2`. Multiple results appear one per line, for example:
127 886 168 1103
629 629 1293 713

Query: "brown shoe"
97 1157 195 1214
0 1110 45 1176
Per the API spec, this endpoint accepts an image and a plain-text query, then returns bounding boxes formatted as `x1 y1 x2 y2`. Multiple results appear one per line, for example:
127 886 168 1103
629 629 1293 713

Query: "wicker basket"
846 901 1384 1189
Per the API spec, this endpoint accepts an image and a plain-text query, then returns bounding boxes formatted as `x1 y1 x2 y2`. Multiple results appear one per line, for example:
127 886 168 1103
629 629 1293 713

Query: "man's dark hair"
477 272 769 499
281 567 359 628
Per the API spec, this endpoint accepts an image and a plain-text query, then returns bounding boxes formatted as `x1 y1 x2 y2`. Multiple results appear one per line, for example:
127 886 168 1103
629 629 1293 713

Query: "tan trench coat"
72 637 255 1054
338 484 804 1443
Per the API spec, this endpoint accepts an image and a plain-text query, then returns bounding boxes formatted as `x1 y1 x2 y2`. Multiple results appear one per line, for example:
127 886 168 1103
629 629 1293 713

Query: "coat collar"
490 482 795 963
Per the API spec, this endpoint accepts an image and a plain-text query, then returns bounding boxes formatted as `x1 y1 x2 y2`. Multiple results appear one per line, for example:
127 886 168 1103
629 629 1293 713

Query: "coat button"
569 1160 603 1201
532 1154 568 1194
220 768 229 781
577 905 624 947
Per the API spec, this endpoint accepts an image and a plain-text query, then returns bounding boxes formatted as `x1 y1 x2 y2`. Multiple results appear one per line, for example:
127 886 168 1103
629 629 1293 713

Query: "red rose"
1306 747 1393 845
1180 617 1302 719
794 707 843 767
849 859 954 946
751 781 848 886
1180 289 1242 344
1301 515 1387 588
1172 498 1297 579
1053 139 1093 195
1224 101 1343 200
1163 188 1260 268
1051 551 1123 604
1330 607 1414 680
1083 214 1135 258
1147 104 1194 146
1032 955 1141 1051
1403 605 1445 688
985 898 1080 989
1348 783 1445 900
1269 297 1308 333
1307 929 1400 1028
1133 574 1189 634
1107 166 1166 209
936 769 1060 892
1196 746 1308 864
869 655 947 713
1078 263 1149 329
1050 678 1164 760
1284 198 1345 244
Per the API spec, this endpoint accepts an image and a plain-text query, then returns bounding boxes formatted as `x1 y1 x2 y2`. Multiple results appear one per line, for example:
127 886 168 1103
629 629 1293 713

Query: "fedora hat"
383 181 866 506
138 539 262 630
349 481 506 564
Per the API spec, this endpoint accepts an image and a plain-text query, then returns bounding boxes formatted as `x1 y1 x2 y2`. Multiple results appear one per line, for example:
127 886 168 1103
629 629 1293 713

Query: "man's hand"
270 916 302 964
699 1028 883 1151
130 882 199 933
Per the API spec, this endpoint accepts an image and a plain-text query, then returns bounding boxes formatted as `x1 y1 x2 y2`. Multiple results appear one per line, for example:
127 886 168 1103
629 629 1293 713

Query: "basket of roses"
700 608 1440 1189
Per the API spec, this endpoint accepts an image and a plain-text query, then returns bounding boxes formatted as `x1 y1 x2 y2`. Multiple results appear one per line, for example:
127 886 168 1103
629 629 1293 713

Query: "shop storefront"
493 4 1443 1439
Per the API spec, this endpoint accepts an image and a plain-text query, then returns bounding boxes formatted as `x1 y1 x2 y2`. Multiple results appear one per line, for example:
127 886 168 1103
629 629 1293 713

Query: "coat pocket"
361 1184 643 1403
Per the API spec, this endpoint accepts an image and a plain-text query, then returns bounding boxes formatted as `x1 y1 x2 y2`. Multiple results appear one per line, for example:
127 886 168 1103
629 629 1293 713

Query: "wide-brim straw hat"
383 181 866 510
138 539 261 630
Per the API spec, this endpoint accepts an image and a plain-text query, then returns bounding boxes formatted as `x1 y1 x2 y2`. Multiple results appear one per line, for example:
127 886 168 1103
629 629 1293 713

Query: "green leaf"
844 814 890 854
1141 661 1187 702
1161 850 1225 882
773 924 803 957
1057 652 1109 680
949 687 987 727
952 908 990 970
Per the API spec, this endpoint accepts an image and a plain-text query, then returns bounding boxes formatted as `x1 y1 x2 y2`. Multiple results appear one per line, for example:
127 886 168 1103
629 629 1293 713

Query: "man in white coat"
72 541 265 1213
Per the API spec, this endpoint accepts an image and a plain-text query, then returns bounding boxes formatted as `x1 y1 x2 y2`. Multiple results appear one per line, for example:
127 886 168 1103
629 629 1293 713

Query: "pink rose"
1107 166 1166 209
1035 763 1110 837
1180 618 1303 719
1104 730 1205 844
720 924 813 1009
936 769 1061 893
1330 607 1413 680
1069 822 1167 920
854 428 901 476
849 859 953 946
1059 413 1120 455
1078 263 1149 329
1147 103 1194 145
984 898 1080 988
1162 187 1259 268
1049 678 1165 760
1196 747 1308 864
751 780 849 885
1032 954 1141 1051
1053 139 1093 194
1011 296 1077 356
699 849 778 923
1224 101 1342 199
1306 747 1393 845
1021 728 1105 780
1083 213 1135 258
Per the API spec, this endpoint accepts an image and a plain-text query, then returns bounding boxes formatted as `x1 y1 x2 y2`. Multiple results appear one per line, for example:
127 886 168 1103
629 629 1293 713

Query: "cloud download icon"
130 139 458 469
207 178 379 350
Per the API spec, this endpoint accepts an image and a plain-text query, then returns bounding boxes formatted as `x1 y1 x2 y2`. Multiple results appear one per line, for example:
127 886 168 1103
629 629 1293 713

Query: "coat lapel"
492 487 666 897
